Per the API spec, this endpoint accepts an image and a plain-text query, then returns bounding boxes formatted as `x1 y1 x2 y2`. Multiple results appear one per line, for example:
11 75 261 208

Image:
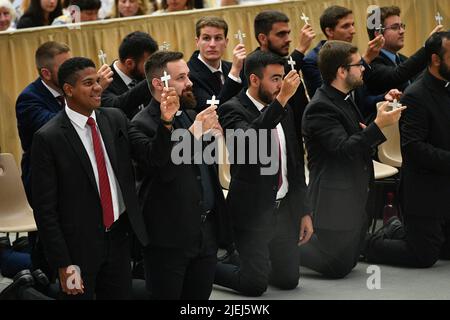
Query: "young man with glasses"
299 40 405 278
364 6 444 95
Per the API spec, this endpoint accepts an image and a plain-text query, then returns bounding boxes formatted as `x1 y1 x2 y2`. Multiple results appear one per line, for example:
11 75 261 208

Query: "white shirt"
197 54 242 84
246 90 288 200
41 80 62 98
113 61 134 88
65 105 125 222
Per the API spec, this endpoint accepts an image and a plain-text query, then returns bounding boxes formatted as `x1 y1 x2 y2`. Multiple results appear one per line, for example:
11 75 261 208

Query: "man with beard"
251 10 315 141
216 50 313 296
364 32 450 268
300 41 405 278
131 51 232 299
101 31 158 119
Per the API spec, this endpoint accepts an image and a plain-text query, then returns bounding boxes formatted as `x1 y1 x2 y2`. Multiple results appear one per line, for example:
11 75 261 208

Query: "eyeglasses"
344 61 364 69
384 23 406 32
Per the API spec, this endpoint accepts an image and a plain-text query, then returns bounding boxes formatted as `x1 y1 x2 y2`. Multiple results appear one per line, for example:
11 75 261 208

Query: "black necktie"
395 54 402 66
212 71 223 91
128 80 137 89
56 95 65 108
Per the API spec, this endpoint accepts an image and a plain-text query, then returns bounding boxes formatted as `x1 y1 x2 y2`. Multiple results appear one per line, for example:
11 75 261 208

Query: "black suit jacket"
188 51 243 111
131 99 232 248
16 78 63 201
244 48 309 142
400 70 450 218
101 61 152 119
302 85 386 230
31 108 149 273
364 48 427 95
218 90 309 230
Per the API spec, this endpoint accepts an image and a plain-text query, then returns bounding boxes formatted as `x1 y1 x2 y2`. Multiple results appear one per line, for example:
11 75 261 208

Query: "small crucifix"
98 50 107 65
159 41 170 52
287 56 296 71
435 12 443 25
300 12 310 25
161 71 171 88
234 30 246 44
389 99 401 110
207 95 220 106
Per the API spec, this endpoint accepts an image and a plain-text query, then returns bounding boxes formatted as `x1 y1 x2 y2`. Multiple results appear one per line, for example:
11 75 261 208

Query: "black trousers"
366 215 450 267
143 216 218 300
298 219 367 279
214 200 300 297
58 216 132 300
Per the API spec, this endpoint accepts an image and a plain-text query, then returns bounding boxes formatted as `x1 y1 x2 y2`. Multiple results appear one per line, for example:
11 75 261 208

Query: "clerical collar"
328 84 348 99
425 70 450 90
197 53 223 74
113 61 134 87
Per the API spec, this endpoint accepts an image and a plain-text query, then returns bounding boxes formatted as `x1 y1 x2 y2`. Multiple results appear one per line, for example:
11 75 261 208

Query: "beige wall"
0 0 448 164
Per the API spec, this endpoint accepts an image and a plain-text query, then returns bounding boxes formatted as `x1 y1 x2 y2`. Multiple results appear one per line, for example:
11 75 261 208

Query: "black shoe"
12 237 29 253
218 249 240 266
0 269 34 300
32 269 49 288
383 216 406 240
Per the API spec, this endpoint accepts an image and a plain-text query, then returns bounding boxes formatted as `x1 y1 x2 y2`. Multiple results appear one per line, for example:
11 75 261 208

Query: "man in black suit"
188 16 246 112
300 41 405 278
15 41 112 282
31 57 149 299
101 31 158 119
251 10 315 141
365 32 450 268
131 51 232 300
216 51 313 296
364 6 444 95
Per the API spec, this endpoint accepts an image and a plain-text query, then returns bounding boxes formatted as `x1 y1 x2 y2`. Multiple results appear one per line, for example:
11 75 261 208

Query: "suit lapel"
238 91 261 120
34 78 63 113
324 86 361 131
60 112 98 193
111 61 129 94
96 109 119 175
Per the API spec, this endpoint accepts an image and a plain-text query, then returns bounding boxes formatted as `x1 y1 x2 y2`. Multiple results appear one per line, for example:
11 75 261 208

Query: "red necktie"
273 128 282 191
86 117 114 228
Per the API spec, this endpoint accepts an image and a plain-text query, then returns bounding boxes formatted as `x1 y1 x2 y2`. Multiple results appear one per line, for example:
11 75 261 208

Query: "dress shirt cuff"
228 73 242 84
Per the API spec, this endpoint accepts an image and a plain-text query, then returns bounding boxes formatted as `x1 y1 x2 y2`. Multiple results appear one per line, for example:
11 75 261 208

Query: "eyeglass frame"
343 60 365 69
383 23 406 32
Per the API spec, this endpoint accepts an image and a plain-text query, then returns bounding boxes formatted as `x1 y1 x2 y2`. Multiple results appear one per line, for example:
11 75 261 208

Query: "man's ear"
249 73 260 87
63 83 73 98
257 33 267 47
325 27 334 39
40 68 52 81
431 53 441 68
124 58 136 71
151 77 163 92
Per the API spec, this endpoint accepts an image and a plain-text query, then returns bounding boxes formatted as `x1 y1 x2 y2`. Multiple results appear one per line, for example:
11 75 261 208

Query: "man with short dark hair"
188 16 245 111
364 6 444 95
15 41 113 283
364 32 450 268
101 31 158 119
31 57 150 299
251 10 315 141
132 51 232 300
216 50 313 296
300 40 404 278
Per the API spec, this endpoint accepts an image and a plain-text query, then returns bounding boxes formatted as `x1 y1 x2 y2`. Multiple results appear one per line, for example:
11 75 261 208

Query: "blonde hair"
0 0 16 21
110 0 150 18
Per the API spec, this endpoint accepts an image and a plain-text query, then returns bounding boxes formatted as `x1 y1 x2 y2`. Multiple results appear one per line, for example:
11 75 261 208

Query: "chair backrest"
217 137 231 190
376 102 402 167
0 153 36 232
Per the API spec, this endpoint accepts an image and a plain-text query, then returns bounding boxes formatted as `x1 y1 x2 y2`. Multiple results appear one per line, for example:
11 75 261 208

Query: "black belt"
201 209 212 223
